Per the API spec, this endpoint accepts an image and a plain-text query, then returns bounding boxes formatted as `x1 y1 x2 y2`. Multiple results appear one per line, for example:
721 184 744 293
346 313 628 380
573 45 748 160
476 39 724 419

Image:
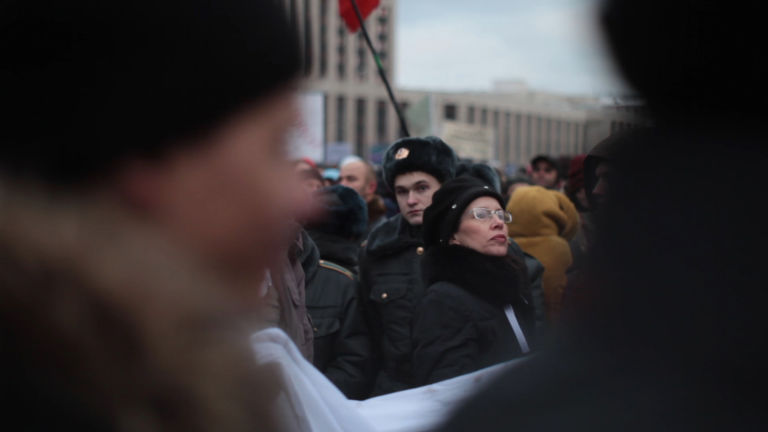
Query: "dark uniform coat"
359 214 425 395
305 230 371 399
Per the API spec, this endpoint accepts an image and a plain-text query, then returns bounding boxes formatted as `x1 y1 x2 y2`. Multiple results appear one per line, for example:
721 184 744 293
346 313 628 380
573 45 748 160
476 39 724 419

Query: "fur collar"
365 214 422 257
421 245 528 307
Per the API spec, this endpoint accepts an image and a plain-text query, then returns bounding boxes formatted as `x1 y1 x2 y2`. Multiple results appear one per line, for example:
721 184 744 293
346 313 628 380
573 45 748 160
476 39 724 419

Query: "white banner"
251 328 530 432
288 92 325 163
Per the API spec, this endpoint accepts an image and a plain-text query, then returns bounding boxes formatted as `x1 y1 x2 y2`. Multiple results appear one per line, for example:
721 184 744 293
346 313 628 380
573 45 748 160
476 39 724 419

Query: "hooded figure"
506 186 579 323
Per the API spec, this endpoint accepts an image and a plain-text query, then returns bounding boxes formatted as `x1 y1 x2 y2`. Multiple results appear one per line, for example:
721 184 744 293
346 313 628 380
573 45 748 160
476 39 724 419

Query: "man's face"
393 171 441 226
118 89 310 277
339 160 375 202
531 161 559 189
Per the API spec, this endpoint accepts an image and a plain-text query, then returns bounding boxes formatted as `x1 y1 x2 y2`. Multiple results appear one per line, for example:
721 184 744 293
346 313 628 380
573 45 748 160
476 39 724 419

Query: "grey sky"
394 0 631 96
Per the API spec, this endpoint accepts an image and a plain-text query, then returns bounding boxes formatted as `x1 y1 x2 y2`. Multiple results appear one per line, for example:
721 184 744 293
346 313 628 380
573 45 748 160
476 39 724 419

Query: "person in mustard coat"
506 186 579 324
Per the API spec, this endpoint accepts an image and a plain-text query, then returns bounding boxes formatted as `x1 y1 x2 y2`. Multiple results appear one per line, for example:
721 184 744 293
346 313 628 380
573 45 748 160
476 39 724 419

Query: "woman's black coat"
412 245 535 385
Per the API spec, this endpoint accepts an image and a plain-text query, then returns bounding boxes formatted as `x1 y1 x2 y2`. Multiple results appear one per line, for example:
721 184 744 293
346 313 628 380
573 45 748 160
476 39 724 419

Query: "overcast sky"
395 0 631 96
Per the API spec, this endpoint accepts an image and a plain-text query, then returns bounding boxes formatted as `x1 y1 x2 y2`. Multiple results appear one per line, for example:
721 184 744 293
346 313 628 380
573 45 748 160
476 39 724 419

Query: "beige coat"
507 186 580 323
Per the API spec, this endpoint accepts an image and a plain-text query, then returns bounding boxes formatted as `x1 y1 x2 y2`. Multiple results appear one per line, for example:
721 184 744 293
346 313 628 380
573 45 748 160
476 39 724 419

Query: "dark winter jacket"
510 237 547 337
308 230 360 275
359 214 425 395
360 214 545 395
305 230 371 399
412 245 535 385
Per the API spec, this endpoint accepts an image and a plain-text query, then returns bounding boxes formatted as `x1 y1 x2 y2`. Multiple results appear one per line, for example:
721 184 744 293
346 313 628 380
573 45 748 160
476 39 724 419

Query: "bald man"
339 158 387 234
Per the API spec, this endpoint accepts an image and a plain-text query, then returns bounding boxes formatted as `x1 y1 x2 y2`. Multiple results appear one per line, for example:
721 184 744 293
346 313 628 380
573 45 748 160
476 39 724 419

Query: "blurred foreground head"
601 0 765 122
0 0 307 276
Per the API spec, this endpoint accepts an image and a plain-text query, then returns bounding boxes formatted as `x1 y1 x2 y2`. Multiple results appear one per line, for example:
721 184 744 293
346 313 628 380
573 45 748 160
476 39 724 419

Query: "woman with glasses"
411 176 536 385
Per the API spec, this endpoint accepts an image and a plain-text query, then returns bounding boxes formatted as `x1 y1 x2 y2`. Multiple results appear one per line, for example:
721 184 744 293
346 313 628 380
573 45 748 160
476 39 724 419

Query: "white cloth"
251 328 531 432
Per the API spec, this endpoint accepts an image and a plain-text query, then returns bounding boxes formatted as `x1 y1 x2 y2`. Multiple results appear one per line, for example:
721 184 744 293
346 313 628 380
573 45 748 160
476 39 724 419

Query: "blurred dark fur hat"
306 185 368 240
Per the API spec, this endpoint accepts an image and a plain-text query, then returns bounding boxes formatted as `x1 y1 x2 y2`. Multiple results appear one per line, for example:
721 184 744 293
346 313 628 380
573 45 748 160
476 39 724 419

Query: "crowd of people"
291 137 599 397
1 0 766 431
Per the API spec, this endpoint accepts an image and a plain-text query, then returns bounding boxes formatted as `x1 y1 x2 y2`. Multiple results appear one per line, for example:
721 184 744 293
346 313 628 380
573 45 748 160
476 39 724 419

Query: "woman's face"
450 196 509 257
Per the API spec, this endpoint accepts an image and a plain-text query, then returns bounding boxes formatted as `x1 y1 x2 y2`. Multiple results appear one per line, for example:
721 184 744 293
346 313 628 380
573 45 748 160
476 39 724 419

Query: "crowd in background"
290 141 608 398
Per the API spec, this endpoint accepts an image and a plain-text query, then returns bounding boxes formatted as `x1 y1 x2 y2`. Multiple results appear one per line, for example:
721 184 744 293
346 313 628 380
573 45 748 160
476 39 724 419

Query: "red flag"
338 0 380 32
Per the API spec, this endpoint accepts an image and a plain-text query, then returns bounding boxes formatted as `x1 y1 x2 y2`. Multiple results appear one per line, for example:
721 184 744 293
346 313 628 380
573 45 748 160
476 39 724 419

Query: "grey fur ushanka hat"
381 136 458 192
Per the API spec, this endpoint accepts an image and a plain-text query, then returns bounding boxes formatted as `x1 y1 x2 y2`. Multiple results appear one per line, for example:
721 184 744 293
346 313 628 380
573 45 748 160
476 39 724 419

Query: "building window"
526 115 533 158
576 124 584 152
337 24 346 80
376 100 388 143
398 102 409 137
336 96 346 142
376 7 390 70
355 98 366 155
467 106 475 124
444 104 457 120
554 121 562 155
504 112 511 163
303 0 312 76
356 34 367 80
480 108 488 126
536 117 543 155
515 114 522 162
319 0 328 77
515 114 523 163
493 110 500 158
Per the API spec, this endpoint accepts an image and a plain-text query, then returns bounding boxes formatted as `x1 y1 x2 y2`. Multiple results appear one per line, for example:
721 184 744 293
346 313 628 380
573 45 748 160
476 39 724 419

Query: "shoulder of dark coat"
318 259 354 280
363 214 421 257
424 281 473 304
364 214 400 249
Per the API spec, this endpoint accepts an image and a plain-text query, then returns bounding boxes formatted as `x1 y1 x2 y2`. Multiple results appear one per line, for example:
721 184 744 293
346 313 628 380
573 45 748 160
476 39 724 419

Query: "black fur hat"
422 176 505 248
305 185 368 240
382 136 458 192
456 161 502 194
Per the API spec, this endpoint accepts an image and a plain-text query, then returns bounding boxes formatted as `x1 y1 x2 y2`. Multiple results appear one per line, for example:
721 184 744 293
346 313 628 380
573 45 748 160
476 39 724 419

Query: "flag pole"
348 0 410 137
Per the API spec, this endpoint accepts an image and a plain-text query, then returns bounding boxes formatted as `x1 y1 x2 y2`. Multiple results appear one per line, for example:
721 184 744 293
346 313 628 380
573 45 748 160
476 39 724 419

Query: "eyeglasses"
469 208 513 223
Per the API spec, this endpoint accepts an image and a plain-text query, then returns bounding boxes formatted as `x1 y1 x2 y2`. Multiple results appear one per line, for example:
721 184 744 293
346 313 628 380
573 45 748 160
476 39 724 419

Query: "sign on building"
440 120 494 161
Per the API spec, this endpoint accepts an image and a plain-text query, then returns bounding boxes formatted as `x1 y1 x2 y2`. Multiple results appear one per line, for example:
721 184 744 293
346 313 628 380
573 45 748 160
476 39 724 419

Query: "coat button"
381 293 388 300
416 246 424 255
